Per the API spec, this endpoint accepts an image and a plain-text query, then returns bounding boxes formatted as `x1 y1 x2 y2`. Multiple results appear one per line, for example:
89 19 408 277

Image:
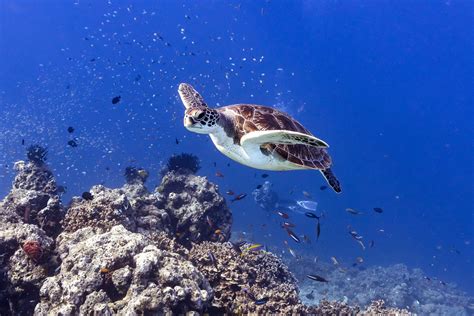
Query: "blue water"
0 0 472 295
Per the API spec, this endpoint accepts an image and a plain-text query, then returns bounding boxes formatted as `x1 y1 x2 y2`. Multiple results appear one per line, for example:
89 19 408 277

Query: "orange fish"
214 229 222 235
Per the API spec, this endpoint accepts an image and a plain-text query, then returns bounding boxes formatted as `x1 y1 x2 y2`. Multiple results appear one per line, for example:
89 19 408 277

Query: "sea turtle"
178 83 341 193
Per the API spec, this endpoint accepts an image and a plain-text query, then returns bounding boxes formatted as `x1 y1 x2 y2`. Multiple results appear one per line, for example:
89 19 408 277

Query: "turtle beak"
184 116 195 127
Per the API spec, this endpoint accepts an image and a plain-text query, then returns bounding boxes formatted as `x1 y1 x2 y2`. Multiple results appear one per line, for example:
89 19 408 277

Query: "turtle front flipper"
178 83 208 109
320 168 342 193
240 130 329 148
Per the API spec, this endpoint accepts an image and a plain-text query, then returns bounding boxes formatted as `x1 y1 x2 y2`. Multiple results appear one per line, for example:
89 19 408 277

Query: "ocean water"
0 0 472 308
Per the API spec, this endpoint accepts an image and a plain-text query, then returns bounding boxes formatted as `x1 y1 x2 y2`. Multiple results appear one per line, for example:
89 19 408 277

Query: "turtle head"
184 106 220 134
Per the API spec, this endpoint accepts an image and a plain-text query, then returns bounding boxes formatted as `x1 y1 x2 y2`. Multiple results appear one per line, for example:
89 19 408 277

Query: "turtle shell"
219 104 332 169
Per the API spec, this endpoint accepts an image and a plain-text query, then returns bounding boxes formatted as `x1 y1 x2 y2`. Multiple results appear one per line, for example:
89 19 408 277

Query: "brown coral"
188 241 305 314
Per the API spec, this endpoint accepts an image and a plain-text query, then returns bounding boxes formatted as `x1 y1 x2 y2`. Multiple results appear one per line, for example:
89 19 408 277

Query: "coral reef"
0 153 445 315
0 220 56 315
35 225 213 315
188 241 305 314
157 171 232 244
0 159 64 237
292 256 473 315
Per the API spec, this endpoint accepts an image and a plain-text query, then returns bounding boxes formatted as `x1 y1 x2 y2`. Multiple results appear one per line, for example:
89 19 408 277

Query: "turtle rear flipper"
320 168 342 193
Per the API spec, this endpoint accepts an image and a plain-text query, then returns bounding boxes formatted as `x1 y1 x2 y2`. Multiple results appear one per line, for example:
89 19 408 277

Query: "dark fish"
320 185 328 191
208 251 218 268
112 96 121 104
373 207 383 213
213 162 217 167
307 274 329 282
227 163 230 167
243 288 256 301
369 240 375 248
231 193 247 202
215 171 224 177
305 212 319 219
261 173 269 178
67 126 75 133
134 74 141 81
230 241 242 254
256 184 262 189
21 139 25 145
316 220 321 240
305 290 315 299
57 185 67 194
67 139 78 147
90 58 96 62
255 297 269 305
277 211 289 219
226 190 235 195
286 229 301 243
175 138 180 145
82 192 93 200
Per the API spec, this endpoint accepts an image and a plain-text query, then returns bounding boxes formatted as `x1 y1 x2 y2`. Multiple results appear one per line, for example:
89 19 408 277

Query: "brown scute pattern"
220 104 332 170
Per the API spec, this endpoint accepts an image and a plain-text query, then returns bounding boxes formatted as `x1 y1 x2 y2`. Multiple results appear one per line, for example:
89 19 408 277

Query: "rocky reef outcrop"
157 171 232 244
35 225 213 315
0 154 64 237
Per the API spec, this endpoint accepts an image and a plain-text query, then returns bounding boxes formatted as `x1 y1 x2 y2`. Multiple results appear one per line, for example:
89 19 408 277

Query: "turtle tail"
320 168 342 193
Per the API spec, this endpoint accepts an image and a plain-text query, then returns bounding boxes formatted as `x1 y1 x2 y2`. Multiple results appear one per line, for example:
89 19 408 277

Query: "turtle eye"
196 111 205 120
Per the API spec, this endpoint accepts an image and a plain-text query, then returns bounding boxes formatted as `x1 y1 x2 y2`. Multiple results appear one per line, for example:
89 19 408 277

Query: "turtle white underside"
209 128 311 171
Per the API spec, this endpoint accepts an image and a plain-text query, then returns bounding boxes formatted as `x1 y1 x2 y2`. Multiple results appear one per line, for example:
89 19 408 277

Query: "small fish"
206 215 214 228
261 173 269 178
369 240 375 248
67 139 78 147
286 229 301 243
330 256 339 265
242 243 264 254
243 288 256 301
213 162 217 167
57 185 67 194
214 229 222 235
346 208 363 215
356 239 366 250
215 171 224 177
316 220 321 240
282 222 295 228
319 185 327 191
208 251 218 268
175 138 180 145
112 95 121 104
305 290 315 300
21 139 25 145
67 126 75 133
256 184 262 189
307 274 329 282
305 212 319 219
231 193 247 202
226 190 235 195
255 297 269 305
288 248 297 258
355 256 364 264
230 241 242 254
277 211 289 219
373 207 384 213
303 235 311 244
82 192 93 201
303 191 312 198
297 200 318 211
